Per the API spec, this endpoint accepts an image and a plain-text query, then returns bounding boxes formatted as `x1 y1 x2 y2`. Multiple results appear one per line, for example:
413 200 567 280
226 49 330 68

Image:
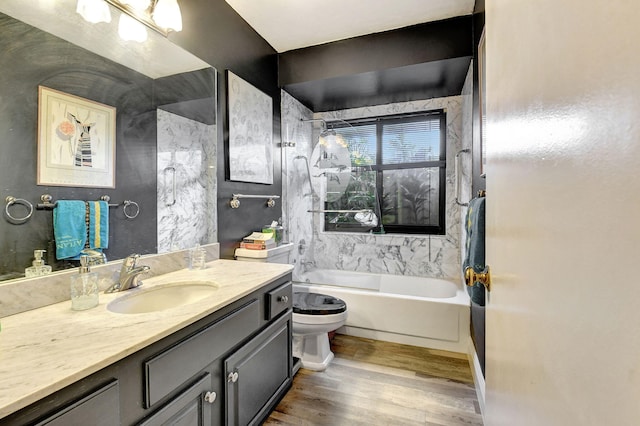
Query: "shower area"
280 78 473 283
279 63 474 351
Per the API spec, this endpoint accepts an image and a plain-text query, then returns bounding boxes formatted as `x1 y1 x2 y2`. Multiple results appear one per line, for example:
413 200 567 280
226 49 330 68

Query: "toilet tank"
234 243 294 264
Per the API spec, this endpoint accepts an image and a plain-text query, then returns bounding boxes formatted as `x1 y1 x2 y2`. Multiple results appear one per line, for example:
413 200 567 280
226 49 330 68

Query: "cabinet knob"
278 295 289 303
204 391 217 404
227 371 239 383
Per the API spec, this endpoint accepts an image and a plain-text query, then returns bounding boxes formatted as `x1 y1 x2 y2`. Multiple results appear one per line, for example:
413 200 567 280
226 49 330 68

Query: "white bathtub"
294 269 470 353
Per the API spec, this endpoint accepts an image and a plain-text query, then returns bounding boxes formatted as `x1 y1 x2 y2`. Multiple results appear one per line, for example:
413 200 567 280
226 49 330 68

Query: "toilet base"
292 332 334 371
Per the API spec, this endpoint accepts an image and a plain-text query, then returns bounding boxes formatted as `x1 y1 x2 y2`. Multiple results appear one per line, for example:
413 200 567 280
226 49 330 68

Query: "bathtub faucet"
299 260 315 271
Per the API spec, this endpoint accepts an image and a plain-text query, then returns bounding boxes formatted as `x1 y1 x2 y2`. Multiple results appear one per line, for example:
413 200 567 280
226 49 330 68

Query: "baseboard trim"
467 337 486 418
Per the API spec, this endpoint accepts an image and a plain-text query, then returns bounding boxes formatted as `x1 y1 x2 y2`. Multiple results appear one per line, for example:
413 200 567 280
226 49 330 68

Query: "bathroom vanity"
0 260 293 425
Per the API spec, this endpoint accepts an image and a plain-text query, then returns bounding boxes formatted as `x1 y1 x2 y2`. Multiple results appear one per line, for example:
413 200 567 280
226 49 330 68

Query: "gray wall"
0 14 157 277
169 0 282 260
1 0 282 277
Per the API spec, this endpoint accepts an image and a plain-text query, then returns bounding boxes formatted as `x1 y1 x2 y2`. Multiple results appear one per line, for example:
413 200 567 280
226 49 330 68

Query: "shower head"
319 127 336 138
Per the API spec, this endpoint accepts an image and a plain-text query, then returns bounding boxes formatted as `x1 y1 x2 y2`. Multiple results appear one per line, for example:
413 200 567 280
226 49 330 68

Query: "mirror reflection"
0 0 218 282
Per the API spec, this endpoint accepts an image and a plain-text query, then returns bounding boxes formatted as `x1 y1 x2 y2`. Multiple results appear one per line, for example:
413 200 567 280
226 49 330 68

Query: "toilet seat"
293 292 347 315
293 311 348 325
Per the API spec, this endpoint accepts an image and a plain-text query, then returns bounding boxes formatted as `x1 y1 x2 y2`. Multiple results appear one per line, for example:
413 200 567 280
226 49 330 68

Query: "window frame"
324 109 447 235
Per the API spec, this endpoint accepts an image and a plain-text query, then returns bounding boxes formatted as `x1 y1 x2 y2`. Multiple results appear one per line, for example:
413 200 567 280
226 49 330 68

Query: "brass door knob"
465 265 491 292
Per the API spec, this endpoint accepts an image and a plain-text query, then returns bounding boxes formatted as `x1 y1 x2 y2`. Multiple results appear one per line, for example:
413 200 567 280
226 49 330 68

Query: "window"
324 110 446 234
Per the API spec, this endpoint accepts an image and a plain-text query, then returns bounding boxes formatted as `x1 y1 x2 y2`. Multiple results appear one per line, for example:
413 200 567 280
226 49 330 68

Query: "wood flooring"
263 335 483 426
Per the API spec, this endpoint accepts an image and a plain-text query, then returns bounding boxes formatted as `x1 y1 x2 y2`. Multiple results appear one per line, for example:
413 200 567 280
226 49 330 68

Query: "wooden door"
484 0 640 424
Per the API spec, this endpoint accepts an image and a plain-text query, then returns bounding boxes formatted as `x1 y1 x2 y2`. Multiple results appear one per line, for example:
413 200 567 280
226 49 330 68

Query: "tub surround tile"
280 91 315 282
0 244 220 317
157 109 217 253
308 96 464 280
460 62 474 268
0 259 292 418
281 92 470 280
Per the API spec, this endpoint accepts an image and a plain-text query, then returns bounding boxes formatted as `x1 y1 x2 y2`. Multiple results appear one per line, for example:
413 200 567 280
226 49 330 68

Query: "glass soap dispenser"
70 255 99 311
25 249 52 277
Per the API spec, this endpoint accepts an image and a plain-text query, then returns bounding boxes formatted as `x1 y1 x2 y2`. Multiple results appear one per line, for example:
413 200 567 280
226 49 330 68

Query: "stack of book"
240 232 276 250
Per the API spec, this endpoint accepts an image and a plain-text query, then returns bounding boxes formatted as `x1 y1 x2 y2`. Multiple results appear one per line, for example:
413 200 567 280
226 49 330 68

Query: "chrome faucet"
105 254 150 293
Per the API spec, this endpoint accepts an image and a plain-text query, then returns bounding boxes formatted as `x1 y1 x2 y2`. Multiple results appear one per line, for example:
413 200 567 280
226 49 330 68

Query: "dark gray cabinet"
34 380 119 426
1 275 292 426
144 299 261 408
138 373 213 426
225 312 291 426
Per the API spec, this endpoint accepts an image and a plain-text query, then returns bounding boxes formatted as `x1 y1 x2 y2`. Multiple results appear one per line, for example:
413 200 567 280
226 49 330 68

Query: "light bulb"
76 0 112 24
118 13 148 42
153 0 183 31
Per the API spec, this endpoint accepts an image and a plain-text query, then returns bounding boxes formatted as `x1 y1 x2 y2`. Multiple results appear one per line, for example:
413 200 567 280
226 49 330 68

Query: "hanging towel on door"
463 196 486 306
88 201 109 250
53 200 87 260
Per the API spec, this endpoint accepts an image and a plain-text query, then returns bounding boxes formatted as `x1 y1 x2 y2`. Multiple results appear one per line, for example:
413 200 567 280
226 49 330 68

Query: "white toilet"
235 243 347 371
291 291 347 371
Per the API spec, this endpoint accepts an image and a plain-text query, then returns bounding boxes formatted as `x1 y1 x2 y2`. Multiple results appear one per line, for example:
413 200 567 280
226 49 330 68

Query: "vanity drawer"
35 380 119 426
265 281 292 320
144 299 260 408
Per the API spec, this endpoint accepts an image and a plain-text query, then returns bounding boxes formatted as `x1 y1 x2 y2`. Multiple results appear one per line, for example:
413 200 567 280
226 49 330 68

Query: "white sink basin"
107 281 219 314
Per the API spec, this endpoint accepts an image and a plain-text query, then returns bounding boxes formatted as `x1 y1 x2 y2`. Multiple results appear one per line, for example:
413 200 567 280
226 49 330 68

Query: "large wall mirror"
0 0 218 282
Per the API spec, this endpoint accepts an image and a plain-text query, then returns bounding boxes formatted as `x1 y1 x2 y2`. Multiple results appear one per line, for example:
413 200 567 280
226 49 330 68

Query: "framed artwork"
478 28 487 177
37 86 116 188
227 70 273 184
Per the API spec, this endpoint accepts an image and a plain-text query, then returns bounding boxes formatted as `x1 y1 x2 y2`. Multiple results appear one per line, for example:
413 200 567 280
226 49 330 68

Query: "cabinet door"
138 373 215 426
225 313 291 426
145 299 260 408
35 380 119 426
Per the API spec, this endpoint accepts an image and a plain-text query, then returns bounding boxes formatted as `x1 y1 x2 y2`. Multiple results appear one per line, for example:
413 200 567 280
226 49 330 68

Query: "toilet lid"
293 292 347 315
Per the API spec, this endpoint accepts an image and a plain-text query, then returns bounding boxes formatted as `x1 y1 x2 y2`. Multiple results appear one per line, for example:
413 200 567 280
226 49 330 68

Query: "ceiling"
224 0 476 112
224 0 475 53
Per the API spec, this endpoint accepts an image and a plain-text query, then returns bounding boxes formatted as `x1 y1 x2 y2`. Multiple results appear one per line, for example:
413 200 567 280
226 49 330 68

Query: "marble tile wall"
280 91 315 281
157 109 217 253
281 90 473 281
460 62 474 266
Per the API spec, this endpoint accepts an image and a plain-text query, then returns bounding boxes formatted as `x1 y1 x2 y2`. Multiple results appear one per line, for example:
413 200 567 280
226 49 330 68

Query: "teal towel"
88 201 109 250
463 196 486 306
54 200 87 260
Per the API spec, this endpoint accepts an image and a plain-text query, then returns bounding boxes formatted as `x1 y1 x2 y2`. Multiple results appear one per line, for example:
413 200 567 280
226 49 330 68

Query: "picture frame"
37 86 116 188
227 70 273 184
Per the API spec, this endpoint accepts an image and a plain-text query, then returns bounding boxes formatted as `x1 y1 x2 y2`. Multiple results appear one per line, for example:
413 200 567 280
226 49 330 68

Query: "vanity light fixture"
106 0 183 35
76 0 112 24
77 0 183 37
118 12 148 42
152 0 183 32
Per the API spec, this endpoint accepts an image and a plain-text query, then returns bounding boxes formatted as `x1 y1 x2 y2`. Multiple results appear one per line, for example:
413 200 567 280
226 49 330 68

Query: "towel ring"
5 196 34 223
123 200 140 219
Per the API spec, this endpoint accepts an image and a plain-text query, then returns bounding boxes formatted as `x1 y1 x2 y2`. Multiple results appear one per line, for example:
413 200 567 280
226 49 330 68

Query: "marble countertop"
0 259 293 419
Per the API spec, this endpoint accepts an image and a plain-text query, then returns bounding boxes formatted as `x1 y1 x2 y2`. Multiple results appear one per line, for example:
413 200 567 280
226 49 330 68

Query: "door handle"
204 391 217 404
277 295 289 303
465 265 491 291
164 166 176 206
227 371 239 383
